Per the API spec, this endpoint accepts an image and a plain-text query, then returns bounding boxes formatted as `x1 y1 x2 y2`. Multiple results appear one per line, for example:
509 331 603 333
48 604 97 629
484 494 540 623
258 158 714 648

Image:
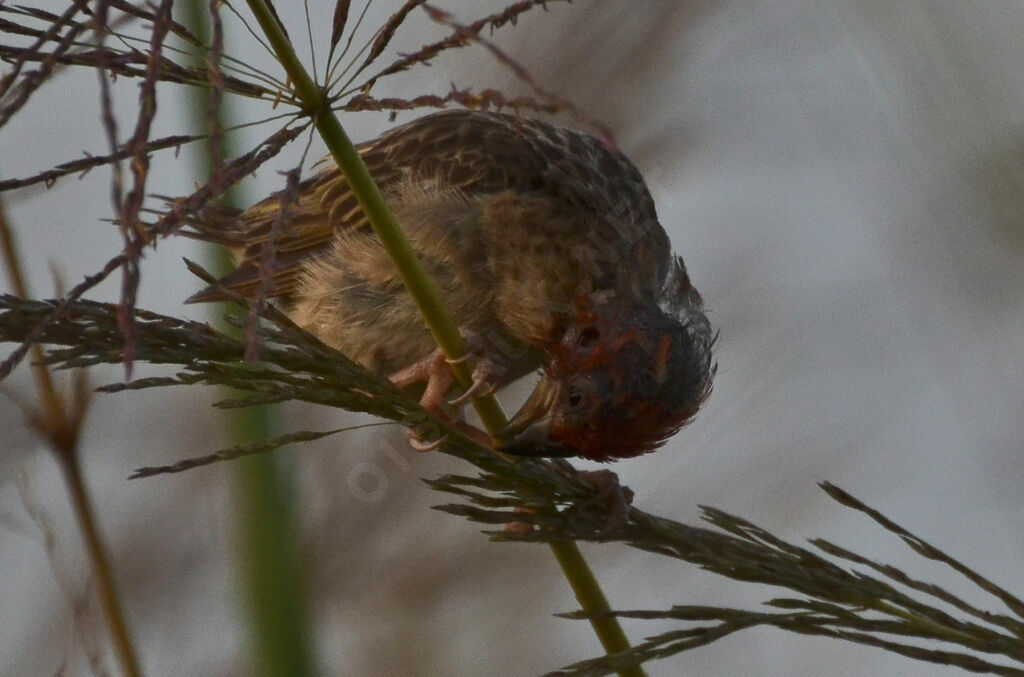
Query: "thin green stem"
179 2 316 676
243 0 510 436
549 540 645 670
241 3 645 675
233 451 316 677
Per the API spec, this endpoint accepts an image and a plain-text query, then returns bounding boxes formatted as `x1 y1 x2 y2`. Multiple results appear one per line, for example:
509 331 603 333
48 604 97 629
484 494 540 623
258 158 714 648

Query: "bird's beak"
498 377 576 457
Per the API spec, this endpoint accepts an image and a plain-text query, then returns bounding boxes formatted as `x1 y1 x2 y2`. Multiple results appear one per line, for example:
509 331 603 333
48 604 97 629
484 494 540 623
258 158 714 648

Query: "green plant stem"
243 0 511 434
549 540 642 666
179 3 316 676
233 450 315 677
242 3 645 674
1 201 141 677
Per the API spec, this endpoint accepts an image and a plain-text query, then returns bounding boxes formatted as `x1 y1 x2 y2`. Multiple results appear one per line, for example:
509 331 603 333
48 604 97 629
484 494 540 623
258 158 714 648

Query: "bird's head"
499 293 715 462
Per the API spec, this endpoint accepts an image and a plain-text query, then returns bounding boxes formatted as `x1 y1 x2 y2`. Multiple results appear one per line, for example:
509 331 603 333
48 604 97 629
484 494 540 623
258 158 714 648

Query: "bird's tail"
140 196 255 304
158 197 249 249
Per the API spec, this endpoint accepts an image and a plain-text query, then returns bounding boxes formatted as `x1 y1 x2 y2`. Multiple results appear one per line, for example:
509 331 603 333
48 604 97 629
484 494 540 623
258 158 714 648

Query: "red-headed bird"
184 110 715 462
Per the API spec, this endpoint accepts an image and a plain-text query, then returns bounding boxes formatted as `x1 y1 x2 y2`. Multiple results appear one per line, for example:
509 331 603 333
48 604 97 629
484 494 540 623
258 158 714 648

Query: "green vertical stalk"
233 450 315 677
178 3 315 676
242 3 645 675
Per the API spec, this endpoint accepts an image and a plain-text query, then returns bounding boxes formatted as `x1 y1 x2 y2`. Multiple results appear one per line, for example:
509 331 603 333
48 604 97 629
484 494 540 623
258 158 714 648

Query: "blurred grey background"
2 1 1023 675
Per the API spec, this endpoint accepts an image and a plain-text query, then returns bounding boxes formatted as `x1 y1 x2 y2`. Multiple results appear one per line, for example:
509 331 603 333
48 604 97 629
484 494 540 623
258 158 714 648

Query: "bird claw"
401 414 491 453
389 328 506 415
406 430 449 453
502 471 634 538
390 352 460 452
577 469 634 536
389 349 457 416
446 329 505 407
388 329 508 454
448 356 502 407
503 506 537 535
444 328 488 365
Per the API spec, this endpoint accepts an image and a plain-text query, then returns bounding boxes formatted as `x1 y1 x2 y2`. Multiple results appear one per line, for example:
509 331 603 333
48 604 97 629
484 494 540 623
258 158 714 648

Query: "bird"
183 109 715 462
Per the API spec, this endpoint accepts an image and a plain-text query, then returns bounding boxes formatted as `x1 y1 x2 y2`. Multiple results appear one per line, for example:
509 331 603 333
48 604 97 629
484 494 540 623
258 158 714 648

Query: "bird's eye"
566 385 585 410
576 327 600 349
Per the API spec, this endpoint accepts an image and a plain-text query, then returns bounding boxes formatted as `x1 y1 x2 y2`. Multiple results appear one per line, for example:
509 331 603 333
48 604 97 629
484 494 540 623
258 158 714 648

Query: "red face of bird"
498 296 714 462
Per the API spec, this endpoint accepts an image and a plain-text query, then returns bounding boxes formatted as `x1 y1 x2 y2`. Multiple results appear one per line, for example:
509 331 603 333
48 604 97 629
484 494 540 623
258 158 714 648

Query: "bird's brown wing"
182 142 404 303
185 110 668 303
